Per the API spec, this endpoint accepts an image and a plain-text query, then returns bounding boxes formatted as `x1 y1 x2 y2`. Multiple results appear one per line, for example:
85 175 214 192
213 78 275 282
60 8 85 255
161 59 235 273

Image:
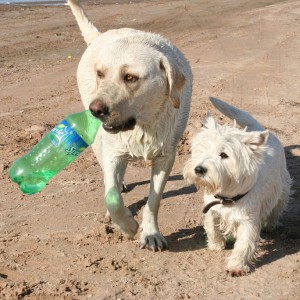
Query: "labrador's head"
77 31 185 134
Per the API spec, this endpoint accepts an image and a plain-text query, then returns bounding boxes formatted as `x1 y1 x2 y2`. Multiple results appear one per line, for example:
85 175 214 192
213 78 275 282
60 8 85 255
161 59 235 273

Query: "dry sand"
0 0 299 299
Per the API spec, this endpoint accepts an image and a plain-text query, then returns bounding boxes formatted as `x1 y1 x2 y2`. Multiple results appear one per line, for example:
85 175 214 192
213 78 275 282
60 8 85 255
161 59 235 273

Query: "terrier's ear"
203 112 217 129
160 57 186 109
243 130 269 152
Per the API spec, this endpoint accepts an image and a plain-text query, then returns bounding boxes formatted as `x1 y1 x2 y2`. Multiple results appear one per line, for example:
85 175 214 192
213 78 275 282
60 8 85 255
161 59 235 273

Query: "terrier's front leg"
226 221 260 276
103 156 138 239
139 155 175 251
204 211 226 250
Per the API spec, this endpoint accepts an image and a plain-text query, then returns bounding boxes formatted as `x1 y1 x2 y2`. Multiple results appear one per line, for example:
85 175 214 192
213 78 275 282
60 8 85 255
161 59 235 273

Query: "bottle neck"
65 110 101 145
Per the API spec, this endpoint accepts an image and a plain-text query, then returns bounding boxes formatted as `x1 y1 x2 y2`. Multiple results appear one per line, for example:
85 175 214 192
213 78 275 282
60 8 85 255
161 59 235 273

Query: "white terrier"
184 97 292 276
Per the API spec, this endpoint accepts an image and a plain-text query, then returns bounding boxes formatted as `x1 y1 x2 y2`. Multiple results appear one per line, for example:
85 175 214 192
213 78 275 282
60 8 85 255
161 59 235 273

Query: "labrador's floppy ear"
160 56 186 109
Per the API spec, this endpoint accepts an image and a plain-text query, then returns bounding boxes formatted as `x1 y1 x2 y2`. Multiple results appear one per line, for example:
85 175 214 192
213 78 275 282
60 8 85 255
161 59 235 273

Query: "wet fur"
68 0 192 250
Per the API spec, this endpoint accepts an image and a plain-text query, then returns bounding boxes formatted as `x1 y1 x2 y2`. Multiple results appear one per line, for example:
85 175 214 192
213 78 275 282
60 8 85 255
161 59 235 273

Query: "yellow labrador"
68 0 192 251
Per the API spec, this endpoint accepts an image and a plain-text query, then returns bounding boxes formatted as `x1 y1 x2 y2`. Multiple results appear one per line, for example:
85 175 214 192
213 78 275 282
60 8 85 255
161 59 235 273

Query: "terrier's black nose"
194 165 207 175
89 100 109 119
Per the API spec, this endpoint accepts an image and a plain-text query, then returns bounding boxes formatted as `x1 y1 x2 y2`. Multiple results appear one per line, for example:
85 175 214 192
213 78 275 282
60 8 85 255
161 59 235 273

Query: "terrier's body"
184 97 291 276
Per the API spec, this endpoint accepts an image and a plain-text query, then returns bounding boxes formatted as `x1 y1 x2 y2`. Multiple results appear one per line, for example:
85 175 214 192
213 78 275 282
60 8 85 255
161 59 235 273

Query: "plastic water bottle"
9 110 101 195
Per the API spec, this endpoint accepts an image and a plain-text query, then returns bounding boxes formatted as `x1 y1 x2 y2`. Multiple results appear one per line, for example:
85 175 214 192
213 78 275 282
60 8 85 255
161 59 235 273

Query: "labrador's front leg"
140 154 175 251
103 155 138 239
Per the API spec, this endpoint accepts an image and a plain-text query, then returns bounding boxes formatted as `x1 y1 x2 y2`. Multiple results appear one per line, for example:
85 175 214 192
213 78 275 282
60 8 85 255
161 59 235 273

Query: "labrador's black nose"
194 165 207 175
89 100 109 119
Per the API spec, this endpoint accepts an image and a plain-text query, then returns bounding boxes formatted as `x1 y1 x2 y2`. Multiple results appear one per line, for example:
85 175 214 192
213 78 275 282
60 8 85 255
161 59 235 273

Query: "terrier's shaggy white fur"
184 97 292 276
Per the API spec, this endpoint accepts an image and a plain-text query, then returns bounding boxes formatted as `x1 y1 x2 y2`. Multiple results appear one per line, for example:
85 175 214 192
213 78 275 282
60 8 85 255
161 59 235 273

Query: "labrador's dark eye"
124 74 138 83
97 70 104 78
220 152 228 159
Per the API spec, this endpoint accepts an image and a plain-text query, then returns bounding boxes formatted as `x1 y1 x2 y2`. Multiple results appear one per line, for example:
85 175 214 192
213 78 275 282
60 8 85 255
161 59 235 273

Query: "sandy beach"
0 0 299 299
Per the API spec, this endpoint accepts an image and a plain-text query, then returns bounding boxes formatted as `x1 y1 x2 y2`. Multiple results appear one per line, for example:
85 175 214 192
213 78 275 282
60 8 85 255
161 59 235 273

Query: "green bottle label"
50 119 88 156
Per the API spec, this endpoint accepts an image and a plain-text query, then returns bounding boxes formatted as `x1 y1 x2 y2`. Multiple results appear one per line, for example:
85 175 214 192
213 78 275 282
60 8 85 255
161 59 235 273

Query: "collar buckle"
220 198 235 205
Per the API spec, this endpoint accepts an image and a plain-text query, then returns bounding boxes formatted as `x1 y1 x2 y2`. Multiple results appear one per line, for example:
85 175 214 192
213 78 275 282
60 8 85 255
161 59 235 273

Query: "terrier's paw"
111 207 139 239
139 232 168 252
207 241 226 251
226 261 250 277
226 268 248 277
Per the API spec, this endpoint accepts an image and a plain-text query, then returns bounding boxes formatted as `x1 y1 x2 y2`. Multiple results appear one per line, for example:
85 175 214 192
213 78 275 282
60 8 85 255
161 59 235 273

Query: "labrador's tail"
67 0 100 45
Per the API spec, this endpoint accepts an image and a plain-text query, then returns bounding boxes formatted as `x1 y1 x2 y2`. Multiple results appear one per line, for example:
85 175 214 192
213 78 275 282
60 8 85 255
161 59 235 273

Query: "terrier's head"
183 114 269 196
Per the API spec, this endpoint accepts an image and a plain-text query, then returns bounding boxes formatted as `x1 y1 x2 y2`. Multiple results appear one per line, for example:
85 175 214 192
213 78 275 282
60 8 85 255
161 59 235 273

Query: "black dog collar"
202 192 249 214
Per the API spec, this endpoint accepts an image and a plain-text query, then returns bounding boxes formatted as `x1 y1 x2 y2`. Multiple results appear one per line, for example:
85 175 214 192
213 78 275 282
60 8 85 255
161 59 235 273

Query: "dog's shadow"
256 227 300 269
255 145 300 268
127 174 197 216
166 225 207 252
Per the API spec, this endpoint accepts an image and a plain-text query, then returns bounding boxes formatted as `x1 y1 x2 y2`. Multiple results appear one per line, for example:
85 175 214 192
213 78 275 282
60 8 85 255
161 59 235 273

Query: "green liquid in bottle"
9 110 101 195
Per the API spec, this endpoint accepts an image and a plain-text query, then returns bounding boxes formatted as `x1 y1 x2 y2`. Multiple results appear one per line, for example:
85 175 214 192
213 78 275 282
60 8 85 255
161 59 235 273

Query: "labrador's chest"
120 125 173 161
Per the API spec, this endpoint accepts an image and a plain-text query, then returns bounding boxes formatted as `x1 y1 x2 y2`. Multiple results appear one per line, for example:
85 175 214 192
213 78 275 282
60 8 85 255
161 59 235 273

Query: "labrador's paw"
139 231 168 252
111 207 139 239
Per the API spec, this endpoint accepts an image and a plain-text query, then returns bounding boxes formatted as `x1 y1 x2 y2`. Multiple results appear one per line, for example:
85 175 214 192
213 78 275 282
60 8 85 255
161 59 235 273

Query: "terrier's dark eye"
220 152 228 159
124 74 138 83
97 70 104 78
